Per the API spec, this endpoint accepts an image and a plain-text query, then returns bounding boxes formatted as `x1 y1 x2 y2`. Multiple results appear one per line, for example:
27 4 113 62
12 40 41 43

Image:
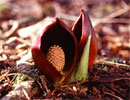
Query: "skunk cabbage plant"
31 9 98 85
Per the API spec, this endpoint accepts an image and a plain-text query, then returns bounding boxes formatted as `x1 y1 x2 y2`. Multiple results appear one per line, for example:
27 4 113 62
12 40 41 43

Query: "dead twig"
105 7 130 19
105 84 129 99
93 73 130 83
0 70 10 82
2 21 19 38
95 60 130 68
22 88 31 100
18 17 53 38
92 18 130 24
15 37 31 46
40 75 50 94
104 92 123 100
54 5 130 27
93 6 130 27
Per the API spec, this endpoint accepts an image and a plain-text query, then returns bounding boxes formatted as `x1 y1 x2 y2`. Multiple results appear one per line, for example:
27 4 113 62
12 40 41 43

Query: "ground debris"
0 0 130 99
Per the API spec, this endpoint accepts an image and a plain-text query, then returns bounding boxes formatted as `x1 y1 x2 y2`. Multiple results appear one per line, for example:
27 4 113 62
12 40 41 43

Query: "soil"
0 0 129 100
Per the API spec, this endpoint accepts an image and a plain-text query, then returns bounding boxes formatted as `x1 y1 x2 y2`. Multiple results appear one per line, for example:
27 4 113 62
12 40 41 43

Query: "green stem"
67 35 91 83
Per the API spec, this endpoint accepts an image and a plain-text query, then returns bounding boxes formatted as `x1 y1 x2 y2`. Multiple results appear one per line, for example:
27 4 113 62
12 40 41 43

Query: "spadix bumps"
47 45 65 73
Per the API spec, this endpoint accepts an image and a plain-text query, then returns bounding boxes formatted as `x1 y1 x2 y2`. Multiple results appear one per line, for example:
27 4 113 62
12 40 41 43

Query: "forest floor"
0 0 130 100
